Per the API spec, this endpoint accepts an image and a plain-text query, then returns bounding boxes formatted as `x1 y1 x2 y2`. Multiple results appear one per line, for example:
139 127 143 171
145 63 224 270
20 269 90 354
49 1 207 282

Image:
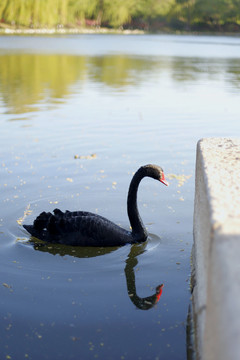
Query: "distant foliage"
0 0 240 30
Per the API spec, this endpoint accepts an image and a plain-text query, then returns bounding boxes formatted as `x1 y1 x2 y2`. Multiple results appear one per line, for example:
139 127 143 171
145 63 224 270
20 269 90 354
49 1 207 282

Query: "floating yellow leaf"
3 283 11 289
74 153 97 160
167 174 192 187
17 204 32 225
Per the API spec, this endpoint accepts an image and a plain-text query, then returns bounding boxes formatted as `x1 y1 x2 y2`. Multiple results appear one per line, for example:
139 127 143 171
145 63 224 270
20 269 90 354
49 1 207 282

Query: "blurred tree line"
0 0 240 31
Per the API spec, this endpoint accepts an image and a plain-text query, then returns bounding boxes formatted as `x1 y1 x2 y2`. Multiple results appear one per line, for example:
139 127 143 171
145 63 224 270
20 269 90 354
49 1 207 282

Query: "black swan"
23 164 168 246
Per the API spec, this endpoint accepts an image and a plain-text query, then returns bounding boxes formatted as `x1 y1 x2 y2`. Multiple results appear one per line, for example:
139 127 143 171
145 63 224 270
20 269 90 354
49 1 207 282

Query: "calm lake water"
0 34 240 360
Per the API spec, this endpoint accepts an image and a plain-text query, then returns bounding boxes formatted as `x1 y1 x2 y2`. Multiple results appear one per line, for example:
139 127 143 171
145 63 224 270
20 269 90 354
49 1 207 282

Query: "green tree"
168 0 195 29
0 0 72 27
194 0 232 25
68 0 99 25
132 0 175 20
103 0 135 27
0 0 30 25
0 0 239 30
223 0 240 23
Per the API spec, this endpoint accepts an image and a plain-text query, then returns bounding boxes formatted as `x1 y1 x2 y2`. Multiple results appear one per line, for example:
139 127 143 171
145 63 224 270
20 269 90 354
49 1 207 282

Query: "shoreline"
0 25 145 35
0 25 240 37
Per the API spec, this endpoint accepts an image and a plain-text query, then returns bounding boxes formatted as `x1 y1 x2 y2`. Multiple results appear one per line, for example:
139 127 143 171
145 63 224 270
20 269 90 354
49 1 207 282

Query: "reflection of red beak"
155 284 164 303
160 173 169 186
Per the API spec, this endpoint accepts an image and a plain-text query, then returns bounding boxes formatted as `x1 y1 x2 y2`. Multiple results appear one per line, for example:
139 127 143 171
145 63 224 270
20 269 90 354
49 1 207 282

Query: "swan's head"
142 164 169 186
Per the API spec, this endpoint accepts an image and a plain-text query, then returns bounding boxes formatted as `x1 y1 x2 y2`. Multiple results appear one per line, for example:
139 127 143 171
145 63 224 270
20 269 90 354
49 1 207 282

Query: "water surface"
1 34 240 360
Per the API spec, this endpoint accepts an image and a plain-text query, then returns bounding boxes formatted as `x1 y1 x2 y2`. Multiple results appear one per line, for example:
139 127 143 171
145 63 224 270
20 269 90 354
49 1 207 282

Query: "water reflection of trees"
88 55 159 88
226 59 240 90
29 239 163 310
0 53 240 114
0 54 87 114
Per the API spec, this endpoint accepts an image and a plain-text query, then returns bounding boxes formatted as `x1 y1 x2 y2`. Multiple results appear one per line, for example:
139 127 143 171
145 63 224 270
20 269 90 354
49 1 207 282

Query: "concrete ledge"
192 138 240 360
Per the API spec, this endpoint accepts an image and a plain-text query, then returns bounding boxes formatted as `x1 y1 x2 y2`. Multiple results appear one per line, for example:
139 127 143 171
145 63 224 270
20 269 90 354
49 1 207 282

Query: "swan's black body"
23 164 168 246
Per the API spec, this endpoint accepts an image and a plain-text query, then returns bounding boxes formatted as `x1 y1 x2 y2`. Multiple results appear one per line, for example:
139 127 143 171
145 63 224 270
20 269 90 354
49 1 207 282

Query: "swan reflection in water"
125 243 164 310
27 239 164 310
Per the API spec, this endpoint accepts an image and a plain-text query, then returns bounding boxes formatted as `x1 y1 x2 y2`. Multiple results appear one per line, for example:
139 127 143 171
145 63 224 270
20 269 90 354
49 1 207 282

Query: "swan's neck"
127 168 148 241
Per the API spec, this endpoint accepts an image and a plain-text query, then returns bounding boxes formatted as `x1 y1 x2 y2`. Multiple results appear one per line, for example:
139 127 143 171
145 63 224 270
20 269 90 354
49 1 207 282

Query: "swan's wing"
53 213 130 246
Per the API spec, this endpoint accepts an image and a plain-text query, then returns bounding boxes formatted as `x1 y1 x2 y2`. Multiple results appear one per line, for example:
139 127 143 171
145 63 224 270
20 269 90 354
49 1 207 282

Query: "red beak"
160 172 169 186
